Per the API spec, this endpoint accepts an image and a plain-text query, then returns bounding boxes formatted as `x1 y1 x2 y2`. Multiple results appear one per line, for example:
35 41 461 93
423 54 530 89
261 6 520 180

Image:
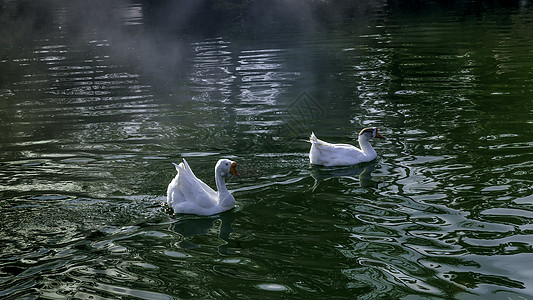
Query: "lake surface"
1 0 532 299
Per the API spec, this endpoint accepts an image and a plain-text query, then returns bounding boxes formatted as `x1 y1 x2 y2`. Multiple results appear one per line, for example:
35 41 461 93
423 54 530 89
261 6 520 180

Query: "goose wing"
168 160 217 209
181 159 218 199
309 133 365 166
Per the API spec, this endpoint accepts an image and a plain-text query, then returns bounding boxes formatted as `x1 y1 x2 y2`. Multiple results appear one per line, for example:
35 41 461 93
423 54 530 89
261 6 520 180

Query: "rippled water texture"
1 1 532 299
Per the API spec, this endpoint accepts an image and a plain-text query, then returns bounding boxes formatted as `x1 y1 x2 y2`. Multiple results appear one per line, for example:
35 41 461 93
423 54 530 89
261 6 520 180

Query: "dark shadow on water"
309 162 378 191
169 211 235 251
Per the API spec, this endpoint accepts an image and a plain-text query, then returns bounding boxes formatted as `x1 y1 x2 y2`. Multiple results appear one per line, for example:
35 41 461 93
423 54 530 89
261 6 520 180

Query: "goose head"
216 159 240 178
359 127 385 140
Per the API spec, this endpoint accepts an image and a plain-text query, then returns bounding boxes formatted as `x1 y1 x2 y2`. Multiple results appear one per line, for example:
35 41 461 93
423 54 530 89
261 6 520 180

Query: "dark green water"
1 1 532 299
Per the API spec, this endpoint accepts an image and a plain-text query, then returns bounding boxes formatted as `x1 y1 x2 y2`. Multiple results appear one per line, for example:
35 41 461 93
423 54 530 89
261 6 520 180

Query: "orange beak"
230 162 240 177
375 130 385 139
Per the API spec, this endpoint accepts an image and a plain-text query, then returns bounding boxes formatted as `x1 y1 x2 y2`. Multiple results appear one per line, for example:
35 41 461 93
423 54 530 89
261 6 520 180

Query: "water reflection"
309 163 378 191
189 38 300 105
190 38 235 101
170 213 235 252
1 0 533 299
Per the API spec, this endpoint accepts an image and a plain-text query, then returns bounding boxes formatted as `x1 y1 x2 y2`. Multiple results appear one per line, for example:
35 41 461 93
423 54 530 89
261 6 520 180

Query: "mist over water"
1 1 533 299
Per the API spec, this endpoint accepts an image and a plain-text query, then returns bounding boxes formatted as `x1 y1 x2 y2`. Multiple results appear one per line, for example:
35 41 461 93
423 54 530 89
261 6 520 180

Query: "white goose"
167 158 239 216
309 127 385 167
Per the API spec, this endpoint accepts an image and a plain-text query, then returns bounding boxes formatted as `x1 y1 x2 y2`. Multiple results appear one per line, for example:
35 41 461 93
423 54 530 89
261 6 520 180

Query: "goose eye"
226 163 229 166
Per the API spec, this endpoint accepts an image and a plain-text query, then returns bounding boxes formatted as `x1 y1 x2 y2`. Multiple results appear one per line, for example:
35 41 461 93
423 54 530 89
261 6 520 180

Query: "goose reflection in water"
169 212 235 252
309 162 378 191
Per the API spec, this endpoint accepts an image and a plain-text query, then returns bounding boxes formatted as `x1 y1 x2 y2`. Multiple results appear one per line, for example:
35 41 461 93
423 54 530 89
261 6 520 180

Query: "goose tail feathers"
310 132 318 144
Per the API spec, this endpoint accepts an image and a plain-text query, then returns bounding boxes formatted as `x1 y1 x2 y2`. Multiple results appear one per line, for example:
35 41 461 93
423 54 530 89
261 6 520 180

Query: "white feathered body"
167 160 235 216
309 132 378 167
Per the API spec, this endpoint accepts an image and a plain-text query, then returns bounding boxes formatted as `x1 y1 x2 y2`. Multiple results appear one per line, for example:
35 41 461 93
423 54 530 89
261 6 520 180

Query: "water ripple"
1 1 533 299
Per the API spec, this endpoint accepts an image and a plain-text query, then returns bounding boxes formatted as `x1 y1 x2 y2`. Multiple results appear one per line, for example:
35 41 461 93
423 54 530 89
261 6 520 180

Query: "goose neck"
215 171 229 194
358 136 376 156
